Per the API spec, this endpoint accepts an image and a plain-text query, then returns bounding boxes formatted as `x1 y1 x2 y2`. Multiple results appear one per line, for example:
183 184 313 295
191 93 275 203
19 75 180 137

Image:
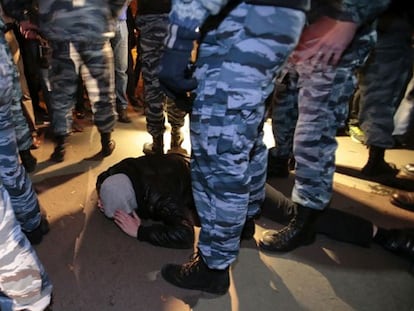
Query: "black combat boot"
361 145 399 177
167 129 187 155
19 149 37 173
161 251 230 295
23 215 50 245
143 134 164 155
101 132 116 157
374 228 414 263
259 204 320 252
50 135 66 162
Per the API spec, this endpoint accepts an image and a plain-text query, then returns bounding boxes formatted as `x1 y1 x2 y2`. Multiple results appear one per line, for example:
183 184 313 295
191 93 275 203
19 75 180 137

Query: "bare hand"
114 210 141 238
19 20 39 40
292 18 358 67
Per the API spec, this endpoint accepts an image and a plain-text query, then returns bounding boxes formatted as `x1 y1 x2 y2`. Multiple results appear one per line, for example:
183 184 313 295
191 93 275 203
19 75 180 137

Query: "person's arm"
292 0 391 67
114 202 195 249
137 221 195 249
158 0 230 103
113 210 141 235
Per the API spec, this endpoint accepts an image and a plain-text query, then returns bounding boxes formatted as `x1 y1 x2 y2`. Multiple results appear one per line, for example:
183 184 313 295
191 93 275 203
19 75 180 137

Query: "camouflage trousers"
271 28 376 210
49 40 116 136
191 3 306 269
135 14 186 138
4 30 34 152
358 27 413 148
0 184 52 311
0 29 41 232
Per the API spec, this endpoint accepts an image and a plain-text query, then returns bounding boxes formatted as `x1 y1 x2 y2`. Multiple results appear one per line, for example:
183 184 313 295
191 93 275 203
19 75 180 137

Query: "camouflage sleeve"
170 0 230 30
0 185 52 310
334 0 391 25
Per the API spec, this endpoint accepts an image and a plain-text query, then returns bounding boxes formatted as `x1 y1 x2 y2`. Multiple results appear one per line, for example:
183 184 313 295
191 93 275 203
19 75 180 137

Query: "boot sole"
161 268 229 296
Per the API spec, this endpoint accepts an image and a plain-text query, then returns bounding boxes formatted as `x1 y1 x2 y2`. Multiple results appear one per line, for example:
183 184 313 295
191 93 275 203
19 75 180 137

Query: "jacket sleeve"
169 0 230 30
333 0 391 25
138 188 195 248
137 221 194 249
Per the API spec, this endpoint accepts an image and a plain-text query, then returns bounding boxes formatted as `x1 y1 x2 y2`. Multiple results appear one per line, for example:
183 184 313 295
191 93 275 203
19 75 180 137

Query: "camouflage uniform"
185 2 307 269
0 6 34 152
0 184 52 311
270 0 390 210
135 11 186 140
0 17 52 311
37 0 126 138
357 1 414 148
9 47 33 153
0 17 42 233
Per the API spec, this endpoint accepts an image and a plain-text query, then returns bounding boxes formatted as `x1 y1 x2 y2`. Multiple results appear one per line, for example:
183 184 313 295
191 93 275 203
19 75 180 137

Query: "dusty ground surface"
29 110 414 311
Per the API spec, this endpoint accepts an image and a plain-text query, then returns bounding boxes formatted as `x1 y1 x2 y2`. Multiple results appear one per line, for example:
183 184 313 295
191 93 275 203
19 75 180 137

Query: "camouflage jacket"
1 0 127 42
308 0 391 25
169 0 310 31
39 0 128 42
169 0 390 32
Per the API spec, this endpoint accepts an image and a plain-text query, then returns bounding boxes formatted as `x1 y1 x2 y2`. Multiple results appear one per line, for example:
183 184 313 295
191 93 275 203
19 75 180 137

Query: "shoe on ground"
23 215 50 245
390 191 414 211
118 109 132 123
143 135 164 155
348 125 365 144
380 229 414 263
161 252 230 295
143 142 164 155
167 146 188 156
101 140 116 157
167 130 187 155
50 145 65 162
259 205 319 252
361 160 399 177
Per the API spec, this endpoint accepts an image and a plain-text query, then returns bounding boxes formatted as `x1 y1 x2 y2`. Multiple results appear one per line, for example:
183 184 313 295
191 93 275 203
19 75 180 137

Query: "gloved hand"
159 24 199 106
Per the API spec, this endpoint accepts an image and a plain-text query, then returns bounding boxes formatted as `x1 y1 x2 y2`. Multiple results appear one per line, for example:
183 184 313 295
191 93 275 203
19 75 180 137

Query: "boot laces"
181 252 202 276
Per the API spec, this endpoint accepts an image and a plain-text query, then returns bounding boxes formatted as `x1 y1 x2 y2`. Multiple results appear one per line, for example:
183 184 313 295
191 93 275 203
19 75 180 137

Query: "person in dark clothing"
263 184 414 270
97 152 413 269
96 153 198 249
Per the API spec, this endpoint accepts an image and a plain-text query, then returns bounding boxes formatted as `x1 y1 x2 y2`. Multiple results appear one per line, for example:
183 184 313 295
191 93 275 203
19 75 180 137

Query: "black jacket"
96 153 198 249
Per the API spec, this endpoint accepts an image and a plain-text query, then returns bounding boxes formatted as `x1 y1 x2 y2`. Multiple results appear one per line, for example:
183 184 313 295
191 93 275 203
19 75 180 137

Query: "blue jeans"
111 20 129 111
